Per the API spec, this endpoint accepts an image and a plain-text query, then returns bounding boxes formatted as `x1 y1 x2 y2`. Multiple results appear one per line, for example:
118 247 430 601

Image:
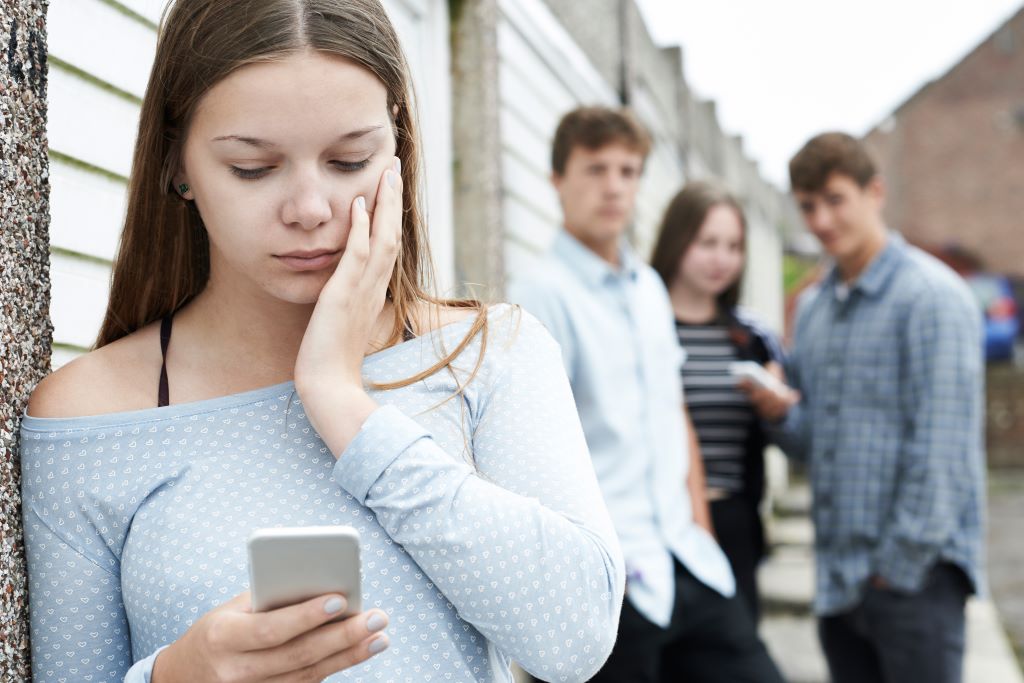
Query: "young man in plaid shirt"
744 132 985 683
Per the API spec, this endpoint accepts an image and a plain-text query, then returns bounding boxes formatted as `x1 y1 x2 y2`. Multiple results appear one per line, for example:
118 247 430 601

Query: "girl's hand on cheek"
294 157 403 457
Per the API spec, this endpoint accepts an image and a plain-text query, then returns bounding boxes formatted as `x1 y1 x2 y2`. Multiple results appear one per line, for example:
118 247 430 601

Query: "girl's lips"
276 250 341 271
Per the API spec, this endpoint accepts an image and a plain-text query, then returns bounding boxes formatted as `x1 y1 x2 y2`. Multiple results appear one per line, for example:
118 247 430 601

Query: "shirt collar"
824 231 906 300
552 229 639 287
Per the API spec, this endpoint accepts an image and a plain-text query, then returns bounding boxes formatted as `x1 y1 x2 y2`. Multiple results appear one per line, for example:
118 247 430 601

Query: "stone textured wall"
987 365 1024 468
0 1 50 679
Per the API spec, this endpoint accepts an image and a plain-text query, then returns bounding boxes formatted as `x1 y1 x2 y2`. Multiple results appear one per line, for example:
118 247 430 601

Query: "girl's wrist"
150 640 180 683
298 383 379 457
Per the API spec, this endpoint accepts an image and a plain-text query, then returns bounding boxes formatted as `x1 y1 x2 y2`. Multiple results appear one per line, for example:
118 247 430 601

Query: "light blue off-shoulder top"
20 305 624 683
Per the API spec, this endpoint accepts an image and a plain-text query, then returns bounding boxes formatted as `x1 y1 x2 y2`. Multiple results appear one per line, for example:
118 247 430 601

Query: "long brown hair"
649 181 747 314
96 0 486 390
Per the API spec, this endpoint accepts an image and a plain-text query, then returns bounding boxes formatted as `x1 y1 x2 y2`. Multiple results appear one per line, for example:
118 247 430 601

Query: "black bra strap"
158 315 173 407
156 313 409 408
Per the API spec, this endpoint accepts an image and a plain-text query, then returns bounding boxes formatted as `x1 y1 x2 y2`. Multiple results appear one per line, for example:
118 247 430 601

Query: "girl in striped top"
650 182 787 622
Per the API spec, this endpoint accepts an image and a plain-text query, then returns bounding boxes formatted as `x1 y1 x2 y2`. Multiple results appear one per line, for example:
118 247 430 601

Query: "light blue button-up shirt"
509 230 734 627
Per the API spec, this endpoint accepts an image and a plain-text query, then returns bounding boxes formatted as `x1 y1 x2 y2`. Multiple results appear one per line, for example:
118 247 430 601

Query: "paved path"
760 487 1024 683
988 468 1024 663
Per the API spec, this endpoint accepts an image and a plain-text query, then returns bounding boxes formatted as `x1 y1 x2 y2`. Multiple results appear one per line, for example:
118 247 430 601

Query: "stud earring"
178 183 190 195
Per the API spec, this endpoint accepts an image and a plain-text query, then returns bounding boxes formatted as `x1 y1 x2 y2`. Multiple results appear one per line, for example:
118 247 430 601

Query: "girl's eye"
332 158 371 172
229 158 371 180
230 166 271 180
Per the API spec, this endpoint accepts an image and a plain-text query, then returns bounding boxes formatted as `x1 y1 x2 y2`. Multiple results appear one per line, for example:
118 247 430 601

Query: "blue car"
966 273 1020 362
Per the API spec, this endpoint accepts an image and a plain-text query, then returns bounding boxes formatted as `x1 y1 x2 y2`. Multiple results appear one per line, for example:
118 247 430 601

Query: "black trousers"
819 562 970 683
587 559 785 683
710 496 764 623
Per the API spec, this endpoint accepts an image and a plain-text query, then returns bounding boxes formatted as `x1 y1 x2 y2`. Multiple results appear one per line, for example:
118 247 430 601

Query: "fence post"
449 0 505 297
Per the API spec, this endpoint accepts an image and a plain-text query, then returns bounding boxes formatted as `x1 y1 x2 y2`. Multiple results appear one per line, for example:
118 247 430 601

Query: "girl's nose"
281 172 333 230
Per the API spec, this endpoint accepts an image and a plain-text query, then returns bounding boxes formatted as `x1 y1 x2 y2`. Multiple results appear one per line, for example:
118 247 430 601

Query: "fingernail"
386 170 397 188
324 597 346 615
356 196 366 210
368 635 389 655
366 612 387 632
393 157 401 174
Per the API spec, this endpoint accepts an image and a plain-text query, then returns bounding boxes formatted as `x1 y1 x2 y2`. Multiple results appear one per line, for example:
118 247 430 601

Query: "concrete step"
768 516 815 548
965 600 1024 683
760 545 815 616
773 485 812 518
760 613 828 683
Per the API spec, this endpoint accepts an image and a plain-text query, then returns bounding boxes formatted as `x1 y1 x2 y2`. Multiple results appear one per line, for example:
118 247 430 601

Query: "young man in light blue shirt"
509 106 783 682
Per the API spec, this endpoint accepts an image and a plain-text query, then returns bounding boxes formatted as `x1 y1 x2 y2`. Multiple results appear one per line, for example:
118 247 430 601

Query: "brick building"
864 5 1024 278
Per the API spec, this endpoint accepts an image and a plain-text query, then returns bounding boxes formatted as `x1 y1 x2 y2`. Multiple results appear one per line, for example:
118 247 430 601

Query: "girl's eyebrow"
211 125 386 147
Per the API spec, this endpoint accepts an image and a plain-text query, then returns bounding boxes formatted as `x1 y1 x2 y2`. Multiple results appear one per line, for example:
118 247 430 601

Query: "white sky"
634 0 1023 188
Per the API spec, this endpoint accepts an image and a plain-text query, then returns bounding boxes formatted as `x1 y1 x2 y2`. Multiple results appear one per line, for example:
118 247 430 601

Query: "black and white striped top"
676 320 757 495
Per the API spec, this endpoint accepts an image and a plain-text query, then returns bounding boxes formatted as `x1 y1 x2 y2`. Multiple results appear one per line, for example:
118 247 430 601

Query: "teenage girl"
21 2 623 681
650 181 791 622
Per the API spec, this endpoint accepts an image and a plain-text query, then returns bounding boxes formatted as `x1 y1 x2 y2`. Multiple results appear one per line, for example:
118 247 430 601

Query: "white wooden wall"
45 0 454 367
496 0 616 277
630 81 687 260
742 209 784 332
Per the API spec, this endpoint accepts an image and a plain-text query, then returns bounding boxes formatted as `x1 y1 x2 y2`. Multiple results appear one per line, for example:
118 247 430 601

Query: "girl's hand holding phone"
293 158 404 457
737 361 801 422
151 591 388 682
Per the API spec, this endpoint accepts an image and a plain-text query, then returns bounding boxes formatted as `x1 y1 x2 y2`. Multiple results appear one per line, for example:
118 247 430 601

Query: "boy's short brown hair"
788 132 878 192
551 106 651 176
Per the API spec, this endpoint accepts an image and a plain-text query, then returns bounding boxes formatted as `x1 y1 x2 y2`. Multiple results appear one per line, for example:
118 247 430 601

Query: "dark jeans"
588 559 785 683
710 496 764 623
819 562 970 683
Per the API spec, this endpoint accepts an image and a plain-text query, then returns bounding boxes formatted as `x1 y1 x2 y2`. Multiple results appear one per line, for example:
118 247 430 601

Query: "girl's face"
178 50 398 305
674 204 745 299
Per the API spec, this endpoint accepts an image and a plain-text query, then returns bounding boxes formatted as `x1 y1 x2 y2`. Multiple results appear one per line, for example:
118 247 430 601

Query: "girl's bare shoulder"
408 301 482 336
27 323 164 419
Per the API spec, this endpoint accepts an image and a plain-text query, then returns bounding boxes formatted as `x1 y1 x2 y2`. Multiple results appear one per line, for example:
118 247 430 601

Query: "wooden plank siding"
46 0 151 365
496 0 618 276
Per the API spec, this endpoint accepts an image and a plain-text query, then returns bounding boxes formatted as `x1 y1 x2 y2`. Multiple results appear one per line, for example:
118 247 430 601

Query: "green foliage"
783 254 817 295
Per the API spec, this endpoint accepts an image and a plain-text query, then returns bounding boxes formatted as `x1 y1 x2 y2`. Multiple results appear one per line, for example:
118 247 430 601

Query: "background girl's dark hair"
649 181 747 314
96 0 487 390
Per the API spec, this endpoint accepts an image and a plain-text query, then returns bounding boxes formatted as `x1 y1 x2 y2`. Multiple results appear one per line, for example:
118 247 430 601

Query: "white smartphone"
728 361 787 393
247 525 362 620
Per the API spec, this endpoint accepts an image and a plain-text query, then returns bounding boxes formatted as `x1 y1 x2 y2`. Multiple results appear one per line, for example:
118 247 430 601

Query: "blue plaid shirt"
773 233 986 616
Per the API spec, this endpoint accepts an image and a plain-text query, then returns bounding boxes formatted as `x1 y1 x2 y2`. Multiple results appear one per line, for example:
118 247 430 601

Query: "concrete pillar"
0 1 50 678
449 0 505 297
